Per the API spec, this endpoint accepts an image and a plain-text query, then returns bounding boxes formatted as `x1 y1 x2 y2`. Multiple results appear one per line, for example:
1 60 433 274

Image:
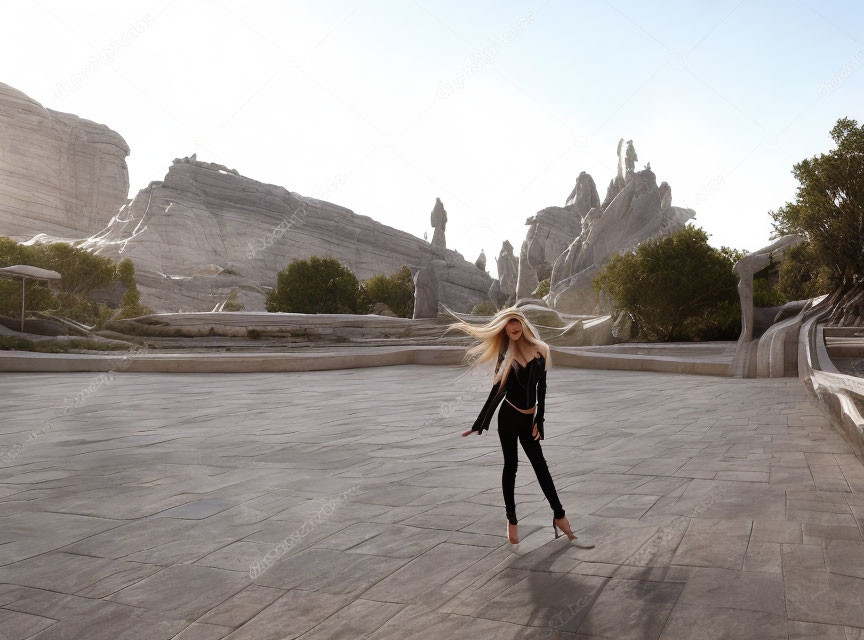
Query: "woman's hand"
462 429 481 437
532 423 540 440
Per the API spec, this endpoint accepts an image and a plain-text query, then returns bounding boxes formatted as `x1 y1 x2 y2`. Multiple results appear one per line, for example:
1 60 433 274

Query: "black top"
471 352 547 439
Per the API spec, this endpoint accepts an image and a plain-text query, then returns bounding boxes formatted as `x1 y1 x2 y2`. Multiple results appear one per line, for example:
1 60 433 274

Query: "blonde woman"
447 306 591 548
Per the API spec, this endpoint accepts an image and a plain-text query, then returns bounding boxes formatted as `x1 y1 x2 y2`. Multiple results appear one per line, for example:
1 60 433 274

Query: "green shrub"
0 335 132 352
0 335 36 351
0 238 148 327
359 266 415 317
533 278 550 297
471 300 498 316
0 237 28 266
689 298 741 342
224 288 245 312
50 292 101 325
95 304 115 330
267 256 362 314
116 282 153 320
0 277 55 320
593 224 741 341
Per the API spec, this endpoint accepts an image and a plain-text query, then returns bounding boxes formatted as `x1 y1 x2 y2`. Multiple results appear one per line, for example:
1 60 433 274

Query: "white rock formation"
564 171 601 215
81 156 492 312
517 206 584 298
0 83 129 240
430 197 447 248
475 249 486 272
546 140 696 314
495 240 519 302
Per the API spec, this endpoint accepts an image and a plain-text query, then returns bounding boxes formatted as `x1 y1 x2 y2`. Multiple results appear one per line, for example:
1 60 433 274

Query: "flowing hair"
442 304 551 387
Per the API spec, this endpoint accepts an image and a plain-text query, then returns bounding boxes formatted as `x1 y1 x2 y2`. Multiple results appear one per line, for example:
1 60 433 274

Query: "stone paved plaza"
2 364 864 639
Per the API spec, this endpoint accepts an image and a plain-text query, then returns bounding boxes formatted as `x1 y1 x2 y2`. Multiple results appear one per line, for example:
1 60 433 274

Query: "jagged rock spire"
430 197 447 248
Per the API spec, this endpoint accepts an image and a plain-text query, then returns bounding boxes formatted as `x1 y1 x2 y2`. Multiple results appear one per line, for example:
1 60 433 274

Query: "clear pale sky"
3 0 863 279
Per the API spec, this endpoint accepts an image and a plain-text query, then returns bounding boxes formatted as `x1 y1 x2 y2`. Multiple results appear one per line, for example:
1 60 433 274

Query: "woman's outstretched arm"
533 364 547 440
462 353 505 436
470 379 506 434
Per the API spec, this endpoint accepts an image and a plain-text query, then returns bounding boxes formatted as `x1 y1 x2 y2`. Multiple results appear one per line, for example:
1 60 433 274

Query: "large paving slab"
0 364 863 638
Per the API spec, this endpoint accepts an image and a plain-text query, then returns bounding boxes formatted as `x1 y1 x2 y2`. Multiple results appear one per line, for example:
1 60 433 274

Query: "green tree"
593 224 740 341
777 240 833 301
769 117 864 324
0 278 55 323
0 237 149 327
0 237 26 266
266 256 361 314
471 300 497 316
0 238 54 320
30 242 116 296
359 266 415 317
116 258 136 286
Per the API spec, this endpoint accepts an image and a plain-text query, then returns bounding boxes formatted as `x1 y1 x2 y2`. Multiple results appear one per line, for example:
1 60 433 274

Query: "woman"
448 306 592 548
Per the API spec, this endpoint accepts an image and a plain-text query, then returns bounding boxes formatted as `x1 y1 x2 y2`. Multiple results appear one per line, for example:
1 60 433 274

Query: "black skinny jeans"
497 399 565 525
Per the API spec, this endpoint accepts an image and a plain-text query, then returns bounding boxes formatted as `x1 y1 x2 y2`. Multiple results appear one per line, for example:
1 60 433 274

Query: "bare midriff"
505 396 537 415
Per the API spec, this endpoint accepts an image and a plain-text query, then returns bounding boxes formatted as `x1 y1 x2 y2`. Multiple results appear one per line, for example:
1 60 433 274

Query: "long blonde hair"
443 305 551 387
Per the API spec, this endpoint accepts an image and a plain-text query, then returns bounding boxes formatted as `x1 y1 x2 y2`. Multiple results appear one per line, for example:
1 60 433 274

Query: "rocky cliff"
0 83 130 240
81 156 493 312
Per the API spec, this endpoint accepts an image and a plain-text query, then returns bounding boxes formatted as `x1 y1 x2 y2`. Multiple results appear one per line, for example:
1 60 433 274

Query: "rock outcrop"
548 140 696 313
601 139 637 209
495 240 519 302
80 156 493 313
0 83 130 240
564 171 600 216
475 249 486 272
517 206 584 298
430 197 447 248
413 264 439 318
514 139 695 311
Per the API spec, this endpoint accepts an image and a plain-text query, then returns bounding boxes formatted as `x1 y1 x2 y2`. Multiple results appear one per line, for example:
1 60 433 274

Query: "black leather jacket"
471 352 547 439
